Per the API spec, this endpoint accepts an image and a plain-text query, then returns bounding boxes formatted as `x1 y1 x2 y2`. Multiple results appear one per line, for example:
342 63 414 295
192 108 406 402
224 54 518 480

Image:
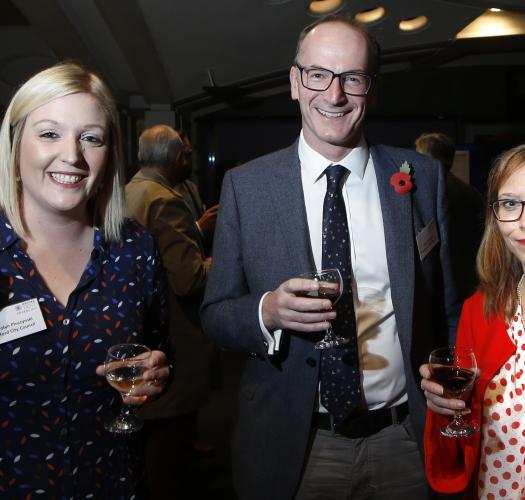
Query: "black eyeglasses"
295 63 374 96
491 199 525 222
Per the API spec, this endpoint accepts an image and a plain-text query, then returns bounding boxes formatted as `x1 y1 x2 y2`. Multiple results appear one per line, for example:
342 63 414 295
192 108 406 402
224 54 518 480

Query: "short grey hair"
138 125 183 168
294 14 381 75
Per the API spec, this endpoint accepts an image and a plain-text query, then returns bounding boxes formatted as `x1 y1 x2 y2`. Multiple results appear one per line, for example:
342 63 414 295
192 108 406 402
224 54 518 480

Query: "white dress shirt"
260 132 407 409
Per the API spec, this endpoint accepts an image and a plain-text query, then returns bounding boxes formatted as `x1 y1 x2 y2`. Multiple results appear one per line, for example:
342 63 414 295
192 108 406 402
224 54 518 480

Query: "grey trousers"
295 416 430 500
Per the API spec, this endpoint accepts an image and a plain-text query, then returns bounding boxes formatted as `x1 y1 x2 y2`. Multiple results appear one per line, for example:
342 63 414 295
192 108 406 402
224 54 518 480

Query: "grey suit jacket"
200 141 458 500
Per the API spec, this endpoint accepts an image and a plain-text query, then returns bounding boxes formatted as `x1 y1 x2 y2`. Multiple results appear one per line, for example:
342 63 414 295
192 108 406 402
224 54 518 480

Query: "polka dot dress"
478 304 525 499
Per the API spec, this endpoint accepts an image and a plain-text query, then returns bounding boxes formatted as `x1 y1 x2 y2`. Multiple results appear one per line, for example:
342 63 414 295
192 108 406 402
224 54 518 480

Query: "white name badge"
0 298 47 345
416 219 439 261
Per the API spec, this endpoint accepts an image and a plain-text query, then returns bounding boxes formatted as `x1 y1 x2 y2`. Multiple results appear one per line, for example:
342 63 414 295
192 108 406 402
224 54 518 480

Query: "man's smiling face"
290 21 373 161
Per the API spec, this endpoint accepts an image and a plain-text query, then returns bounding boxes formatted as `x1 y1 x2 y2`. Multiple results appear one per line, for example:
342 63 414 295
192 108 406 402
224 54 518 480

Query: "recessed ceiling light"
354 6 386 25
308 0 346 16
398 15 429 32
490 8 502 12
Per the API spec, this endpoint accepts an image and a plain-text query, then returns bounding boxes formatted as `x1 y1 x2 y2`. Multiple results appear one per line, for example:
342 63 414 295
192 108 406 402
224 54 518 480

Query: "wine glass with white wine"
104 343 151 433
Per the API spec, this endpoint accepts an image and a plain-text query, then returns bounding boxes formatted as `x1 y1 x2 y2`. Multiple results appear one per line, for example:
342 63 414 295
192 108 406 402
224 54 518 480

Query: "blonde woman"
0 63 169 498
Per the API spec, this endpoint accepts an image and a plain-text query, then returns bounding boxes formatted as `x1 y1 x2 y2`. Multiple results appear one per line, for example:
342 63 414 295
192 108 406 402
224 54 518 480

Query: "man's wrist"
259 292 280 354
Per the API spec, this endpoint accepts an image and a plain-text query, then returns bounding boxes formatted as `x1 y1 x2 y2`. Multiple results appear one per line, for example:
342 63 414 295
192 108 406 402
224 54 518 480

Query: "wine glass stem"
451 412 465 427
120 398 136 419
323 324 338 341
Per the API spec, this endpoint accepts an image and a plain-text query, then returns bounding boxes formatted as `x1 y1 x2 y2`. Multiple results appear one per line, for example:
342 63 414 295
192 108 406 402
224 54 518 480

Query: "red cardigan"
424 291 516 497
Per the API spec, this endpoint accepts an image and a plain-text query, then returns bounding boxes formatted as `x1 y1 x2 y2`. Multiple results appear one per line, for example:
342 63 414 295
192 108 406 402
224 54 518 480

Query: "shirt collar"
298 131 369 185
92 226 107 255
136 168 172 190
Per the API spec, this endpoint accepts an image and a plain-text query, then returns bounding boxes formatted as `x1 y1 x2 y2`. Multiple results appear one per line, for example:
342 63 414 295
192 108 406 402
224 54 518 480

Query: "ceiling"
0 0 524 115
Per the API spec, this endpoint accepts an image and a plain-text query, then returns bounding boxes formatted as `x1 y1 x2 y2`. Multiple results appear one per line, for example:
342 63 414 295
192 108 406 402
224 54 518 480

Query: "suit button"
306 357 316 367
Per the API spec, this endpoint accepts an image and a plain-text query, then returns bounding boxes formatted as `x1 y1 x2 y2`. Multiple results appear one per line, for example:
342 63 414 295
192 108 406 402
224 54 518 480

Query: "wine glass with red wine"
429 346 478 438
104 343 151 433
299 268 347 350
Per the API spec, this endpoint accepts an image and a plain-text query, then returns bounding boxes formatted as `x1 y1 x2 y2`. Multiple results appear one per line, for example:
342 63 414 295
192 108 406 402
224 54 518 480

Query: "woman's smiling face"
496 165 525 271
18 92 108 221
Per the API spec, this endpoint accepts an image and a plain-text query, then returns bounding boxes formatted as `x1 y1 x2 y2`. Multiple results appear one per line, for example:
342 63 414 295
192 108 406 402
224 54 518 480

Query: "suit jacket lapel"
371 145 415 351
267 142 315 276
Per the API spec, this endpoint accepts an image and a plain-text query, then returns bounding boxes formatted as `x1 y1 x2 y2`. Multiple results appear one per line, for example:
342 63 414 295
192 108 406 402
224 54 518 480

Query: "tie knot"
325 165 347 192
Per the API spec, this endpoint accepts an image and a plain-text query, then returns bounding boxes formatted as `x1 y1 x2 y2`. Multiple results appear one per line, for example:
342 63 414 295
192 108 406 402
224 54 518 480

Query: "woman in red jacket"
421 144 525 499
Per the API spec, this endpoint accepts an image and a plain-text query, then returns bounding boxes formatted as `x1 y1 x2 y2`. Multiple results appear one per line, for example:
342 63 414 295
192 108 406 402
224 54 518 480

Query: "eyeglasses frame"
295 63 375 97
491 199 525 222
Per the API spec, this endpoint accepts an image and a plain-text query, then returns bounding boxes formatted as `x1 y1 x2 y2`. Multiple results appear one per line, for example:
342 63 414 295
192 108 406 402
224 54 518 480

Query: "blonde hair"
477 144 525 320
0 62 125 240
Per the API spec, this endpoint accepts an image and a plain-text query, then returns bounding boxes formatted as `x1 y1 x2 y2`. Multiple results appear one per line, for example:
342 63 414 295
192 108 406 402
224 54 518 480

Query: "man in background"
174 130 219 255
415 132 484 302
126 124 217 499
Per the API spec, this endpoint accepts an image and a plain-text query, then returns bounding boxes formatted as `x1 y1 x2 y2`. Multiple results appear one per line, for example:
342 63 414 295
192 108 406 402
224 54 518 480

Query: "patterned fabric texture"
478 305 525 499
0 213 167 499
320 165 361 425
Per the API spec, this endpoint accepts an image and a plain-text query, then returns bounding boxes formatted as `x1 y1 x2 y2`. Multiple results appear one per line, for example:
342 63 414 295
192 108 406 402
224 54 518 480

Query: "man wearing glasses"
201 14 458 500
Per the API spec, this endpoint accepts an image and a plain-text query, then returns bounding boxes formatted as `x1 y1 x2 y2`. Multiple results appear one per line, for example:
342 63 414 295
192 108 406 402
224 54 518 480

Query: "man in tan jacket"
126 124 217 499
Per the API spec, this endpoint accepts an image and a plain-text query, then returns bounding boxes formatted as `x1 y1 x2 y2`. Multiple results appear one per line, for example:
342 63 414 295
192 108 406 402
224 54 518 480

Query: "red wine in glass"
300 285 340 303
298 268 348 349
431 366 475 398
429 346 478 438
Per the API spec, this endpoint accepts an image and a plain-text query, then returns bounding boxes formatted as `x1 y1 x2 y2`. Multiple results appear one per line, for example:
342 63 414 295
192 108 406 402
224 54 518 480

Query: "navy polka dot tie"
320 165 362 426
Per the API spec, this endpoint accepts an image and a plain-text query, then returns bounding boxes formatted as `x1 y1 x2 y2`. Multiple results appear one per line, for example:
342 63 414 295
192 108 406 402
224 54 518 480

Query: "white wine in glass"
104 343 151 434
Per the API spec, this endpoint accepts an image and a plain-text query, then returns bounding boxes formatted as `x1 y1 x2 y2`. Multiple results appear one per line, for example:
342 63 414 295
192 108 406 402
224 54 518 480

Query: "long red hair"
478 144 525 320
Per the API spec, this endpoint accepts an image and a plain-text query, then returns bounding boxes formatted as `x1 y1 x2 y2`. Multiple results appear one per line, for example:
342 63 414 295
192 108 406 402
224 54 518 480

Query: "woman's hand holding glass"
420 347 480 437
96 347 170 404
97 344 170 433
420 364 472 416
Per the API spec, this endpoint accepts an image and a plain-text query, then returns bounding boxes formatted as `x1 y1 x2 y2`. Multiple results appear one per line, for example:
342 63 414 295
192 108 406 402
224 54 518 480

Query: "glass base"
104 414 143 434
315 336 350 350
440 419 478 438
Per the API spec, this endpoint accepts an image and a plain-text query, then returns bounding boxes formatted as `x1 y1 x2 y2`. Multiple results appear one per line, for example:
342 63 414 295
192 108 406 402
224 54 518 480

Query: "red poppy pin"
390 161 413 194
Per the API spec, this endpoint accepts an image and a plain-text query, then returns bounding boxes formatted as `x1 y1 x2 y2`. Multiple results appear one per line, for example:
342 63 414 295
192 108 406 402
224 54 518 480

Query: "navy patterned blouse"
0 213 167 499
